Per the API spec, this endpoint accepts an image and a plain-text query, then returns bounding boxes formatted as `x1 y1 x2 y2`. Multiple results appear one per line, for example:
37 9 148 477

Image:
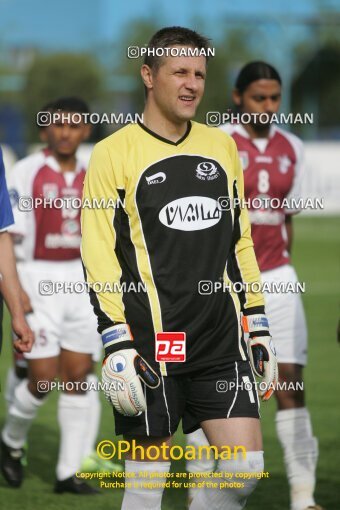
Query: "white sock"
4 368 22 409
276 408 318 510
190 451 264 510
82 374 101 459
56 392 91 481
186 429 215 503
2 380 44 449
122 460 171 510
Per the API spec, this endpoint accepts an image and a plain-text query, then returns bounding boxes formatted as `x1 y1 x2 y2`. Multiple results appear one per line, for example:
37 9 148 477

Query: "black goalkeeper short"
113 360 260 437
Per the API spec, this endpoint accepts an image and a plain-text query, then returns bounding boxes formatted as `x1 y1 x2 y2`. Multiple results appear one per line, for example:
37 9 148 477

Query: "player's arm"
0 150 33 353
81 142 126 333
229 137 264 312
0 233 34 353
81 142 159 416
6 159 34 314
229 138 278 400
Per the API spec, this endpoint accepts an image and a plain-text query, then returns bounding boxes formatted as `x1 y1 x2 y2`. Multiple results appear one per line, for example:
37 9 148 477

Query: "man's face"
145 46 207 123
40 112 90 156
233 79 281 129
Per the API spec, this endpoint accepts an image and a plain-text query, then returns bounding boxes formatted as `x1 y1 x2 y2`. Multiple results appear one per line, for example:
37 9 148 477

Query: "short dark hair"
41 97 90 115
144 26 211 71
235 61 282 94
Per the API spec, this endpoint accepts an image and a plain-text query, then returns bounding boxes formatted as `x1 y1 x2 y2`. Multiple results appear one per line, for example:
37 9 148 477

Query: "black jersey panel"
133 155 242 374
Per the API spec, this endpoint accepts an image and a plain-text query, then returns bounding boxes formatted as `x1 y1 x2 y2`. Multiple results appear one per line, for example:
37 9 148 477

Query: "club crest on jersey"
61 220 80 235
43 183 58 199
159 196 222 231
195 161 219 181
145 172 166 185
238 151 249 171
277 155 291 174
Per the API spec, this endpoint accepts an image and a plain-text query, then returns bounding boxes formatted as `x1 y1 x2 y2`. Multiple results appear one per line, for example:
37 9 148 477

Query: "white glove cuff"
243 314 270 334
102 323 133 350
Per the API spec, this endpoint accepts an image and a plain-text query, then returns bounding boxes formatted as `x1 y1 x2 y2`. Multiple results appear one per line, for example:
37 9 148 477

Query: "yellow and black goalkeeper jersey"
81 121 264 375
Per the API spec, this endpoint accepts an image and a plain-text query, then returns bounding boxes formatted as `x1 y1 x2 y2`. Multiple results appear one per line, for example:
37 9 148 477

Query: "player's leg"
1 356 58 487
275 363 319 510
263 265 321 510
81 361 101 465
80 338 123 474
1 260 61 485
2 353 29 469
190 417 263 510
4 351 28 409
185 429 215 506
112 375 184 509
64 262 122 477
80 370 124 474
54 347 98 494
122 435 172 510
184 360 263 510
4 263 32 408
80 325 102 466
53 262 100 493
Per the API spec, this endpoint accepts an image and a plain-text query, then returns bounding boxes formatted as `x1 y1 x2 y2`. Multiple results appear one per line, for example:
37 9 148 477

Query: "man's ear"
232 88 242 107
141 64 154 93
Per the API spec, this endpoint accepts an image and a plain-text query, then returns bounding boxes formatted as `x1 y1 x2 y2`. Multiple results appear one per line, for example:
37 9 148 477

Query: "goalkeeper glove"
101 324 160 416
242 312 278 401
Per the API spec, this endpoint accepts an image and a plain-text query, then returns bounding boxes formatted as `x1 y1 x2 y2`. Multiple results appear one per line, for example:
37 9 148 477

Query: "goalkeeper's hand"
242 313 278 401
101 324 160 416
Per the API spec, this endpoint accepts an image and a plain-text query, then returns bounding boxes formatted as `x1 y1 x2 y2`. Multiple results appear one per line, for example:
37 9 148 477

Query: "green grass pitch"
0 216 339 509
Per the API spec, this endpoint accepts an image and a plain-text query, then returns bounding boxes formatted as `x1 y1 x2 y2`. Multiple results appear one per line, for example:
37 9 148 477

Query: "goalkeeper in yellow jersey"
81 26 278 510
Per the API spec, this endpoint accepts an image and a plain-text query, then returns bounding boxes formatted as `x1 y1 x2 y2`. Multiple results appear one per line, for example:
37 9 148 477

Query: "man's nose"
263 99 276 113
184 74 198 92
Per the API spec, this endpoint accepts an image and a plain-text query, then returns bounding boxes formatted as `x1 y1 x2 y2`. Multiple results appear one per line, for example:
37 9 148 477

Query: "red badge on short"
155 332 186 362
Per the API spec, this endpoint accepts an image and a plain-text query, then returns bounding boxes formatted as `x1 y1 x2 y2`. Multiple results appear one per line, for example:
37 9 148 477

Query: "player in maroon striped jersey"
1 98 101 494
221 62 322 510
187 61 322 510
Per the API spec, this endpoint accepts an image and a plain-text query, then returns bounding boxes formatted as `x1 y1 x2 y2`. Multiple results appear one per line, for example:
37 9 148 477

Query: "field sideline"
0 216 339 510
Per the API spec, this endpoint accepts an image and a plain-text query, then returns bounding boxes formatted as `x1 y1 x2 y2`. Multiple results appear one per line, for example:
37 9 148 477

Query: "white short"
17 260 101 360
261 264 307 366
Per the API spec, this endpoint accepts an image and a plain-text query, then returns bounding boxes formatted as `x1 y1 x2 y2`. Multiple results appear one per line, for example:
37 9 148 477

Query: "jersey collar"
137 120 192 146
43 148 84 174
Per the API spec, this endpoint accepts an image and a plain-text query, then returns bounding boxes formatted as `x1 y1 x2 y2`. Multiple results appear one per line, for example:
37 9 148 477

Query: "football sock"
276 407 318 510
56 392 91 481
4 368 22 408
2 379 44 449
190 451 264 510
121 460 171 510
186 429 215 503
82 374 101 459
